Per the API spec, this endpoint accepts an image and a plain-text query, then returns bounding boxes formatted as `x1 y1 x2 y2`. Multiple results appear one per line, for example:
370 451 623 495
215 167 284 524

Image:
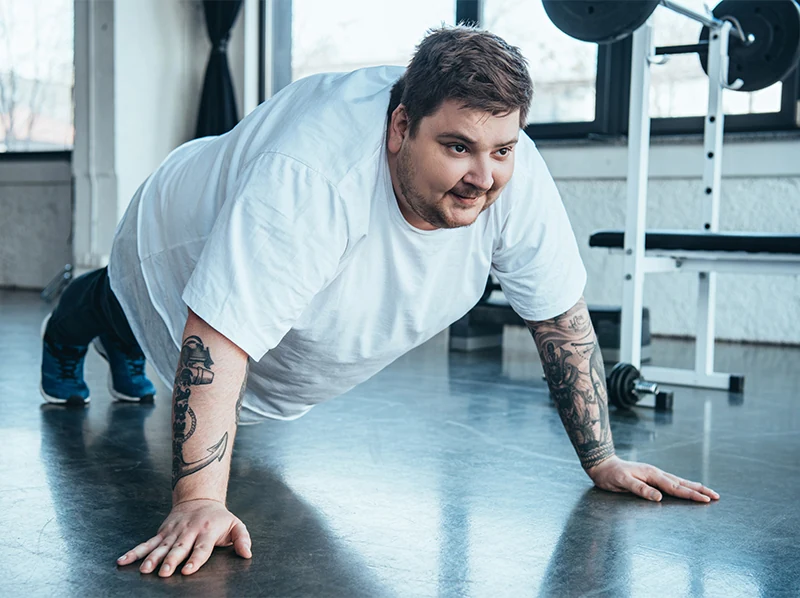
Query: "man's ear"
387 104 410 154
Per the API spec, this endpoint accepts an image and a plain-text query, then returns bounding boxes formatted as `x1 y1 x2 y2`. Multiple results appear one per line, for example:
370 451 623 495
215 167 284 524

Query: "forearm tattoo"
172 335 228 489
525 299 615 469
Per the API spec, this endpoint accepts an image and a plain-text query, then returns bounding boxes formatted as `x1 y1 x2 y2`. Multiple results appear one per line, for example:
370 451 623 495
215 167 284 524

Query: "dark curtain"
194 0 243 138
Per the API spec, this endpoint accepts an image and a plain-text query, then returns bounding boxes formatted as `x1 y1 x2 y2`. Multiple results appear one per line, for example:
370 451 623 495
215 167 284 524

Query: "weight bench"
590 230 800 258
591 230 800 390
591 4 800 392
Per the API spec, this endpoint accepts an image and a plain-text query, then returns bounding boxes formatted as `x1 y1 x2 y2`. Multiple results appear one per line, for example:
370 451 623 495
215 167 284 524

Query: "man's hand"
587 456 720 503
116 498 252 577
118 310 251 577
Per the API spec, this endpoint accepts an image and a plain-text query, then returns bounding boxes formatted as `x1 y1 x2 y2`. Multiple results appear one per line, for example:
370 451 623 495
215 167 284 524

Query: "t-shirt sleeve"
491 138 587 322
181 152 348 360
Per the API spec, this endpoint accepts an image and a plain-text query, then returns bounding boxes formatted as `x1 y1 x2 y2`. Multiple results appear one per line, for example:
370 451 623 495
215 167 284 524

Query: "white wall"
540 141 800 345
114 0 246 214
0 159 72 288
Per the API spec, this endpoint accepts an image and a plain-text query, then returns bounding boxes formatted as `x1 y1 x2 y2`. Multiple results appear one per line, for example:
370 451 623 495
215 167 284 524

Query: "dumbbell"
606 362 673 412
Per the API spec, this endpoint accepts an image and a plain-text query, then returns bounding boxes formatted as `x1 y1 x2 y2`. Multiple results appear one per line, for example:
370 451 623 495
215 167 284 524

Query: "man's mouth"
450 191 481 204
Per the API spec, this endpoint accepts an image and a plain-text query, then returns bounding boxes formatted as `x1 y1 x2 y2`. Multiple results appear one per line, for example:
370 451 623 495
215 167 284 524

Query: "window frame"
524 39 632 141
0 150 71 161
472 0 800 140
646 67 800 136
0 1 75 157
258 0 800 140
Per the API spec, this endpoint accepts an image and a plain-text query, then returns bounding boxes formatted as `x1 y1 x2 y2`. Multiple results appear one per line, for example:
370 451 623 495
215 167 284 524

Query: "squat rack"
614 2 800 391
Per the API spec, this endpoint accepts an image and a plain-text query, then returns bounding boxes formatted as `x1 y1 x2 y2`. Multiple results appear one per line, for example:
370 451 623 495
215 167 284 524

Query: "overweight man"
40 26 719 578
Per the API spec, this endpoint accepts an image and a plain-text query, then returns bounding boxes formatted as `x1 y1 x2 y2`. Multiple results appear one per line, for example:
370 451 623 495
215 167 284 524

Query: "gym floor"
2 288 799 597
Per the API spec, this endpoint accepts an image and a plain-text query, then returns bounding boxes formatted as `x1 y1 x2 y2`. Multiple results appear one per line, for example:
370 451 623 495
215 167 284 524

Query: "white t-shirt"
109 65 586 422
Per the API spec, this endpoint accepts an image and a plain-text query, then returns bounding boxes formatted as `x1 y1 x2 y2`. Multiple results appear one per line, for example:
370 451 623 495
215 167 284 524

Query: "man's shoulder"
243 66 402 188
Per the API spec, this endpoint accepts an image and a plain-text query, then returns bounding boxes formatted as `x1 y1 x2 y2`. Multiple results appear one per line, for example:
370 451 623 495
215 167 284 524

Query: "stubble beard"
396 146 474 230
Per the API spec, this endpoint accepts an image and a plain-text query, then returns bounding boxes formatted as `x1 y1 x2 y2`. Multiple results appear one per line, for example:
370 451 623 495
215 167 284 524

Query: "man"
41 26 719 578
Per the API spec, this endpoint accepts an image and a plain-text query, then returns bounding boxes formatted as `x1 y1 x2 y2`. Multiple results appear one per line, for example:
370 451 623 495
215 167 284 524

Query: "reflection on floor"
2 289 798 597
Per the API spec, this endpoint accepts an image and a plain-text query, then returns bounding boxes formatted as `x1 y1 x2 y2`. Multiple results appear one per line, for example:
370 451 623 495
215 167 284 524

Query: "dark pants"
46 267 141 352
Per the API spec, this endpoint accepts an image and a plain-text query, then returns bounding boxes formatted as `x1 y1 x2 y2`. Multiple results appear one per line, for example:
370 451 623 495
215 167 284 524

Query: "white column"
72 0 118 273
243 0 260 116
620 22 654 368
694 22 730 375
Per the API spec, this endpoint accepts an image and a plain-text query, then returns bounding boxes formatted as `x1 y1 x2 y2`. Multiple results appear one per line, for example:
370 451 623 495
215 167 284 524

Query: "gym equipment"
542 0 660 44
40 264 73 303
544 0 800 92
606 362 673 412
458 0 800 401
698 0 800 92
579 0 800 392
453 292 670 411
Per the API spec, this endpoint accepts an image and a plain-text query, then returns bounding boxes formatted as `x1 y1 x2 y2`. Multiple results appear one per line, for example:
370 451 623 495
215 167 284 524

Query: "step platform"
450 298 650 364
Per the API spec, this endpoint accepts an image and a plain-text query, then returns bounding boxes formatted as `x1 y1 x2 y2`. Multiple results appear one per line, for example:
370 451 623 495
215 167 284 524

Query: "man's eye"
450 144 467 154
497 147 512 157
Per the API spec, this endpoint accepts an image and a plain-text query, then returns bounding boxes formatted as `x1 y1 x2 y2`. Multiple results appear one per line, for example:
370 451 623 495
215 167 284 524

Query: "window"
261 0 800 139
0 0 74 153
649 0 782 119
291 0 455 82
483 0 598 125
481 0 630 139
647 0 798 135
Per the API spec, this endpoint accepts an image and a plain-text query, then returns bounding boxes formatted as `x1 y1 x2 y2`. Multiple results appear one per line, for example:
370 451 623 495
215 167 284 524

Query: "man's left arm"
525 296 720 503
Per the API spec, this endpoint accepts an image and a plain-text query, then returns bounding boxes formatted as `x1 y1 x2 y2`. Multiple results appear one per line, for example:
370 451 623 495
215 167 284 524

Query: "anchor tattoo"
172 335 228 489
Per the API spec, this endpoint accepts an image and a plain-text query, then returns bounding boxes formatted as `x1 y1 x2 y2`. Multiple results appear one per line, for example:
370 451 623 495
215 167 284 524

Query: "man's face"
387 99 520 230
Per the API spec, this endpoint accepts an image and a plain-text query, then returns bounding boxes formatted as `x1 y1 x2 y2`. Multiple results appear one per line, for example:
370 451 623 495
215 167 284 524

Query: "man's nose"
462 156 494 192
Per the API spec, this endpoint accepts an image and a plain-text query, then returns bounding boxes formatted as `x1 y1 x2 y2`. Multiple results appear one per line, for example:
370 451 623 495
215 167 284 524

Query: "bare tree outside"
0 0 73 152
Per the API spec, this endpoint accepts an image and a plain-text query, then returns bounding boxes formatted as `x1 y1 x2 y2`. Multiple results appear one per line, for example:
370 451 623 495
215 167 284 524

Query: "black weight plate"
607 362 629 408
699 0 800 92
607 362 640 409
543 0 660 44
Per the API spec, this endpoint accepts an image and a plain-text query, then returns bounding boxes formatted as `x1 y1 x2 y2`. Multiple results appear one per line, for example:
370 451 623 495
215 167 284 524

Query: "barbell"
542 0 800 92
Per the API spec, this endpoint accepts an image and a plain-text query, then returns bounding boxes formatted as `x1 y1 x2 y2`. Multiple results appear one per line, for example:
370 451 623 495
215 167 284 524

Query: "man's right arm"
116 309 253 577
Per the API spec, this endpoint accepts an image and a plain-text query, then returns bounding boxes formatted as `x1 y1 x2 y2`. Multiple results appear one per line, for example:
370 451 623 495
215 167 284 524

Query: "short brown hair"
388 26 534 135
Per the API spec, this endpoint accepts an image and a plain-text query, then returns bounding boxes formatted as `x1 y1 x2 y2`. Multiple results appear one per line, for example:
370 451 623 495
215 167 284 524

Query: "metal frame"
456 0 481 25
257 0 292 102
603 250 800 274
618 11 800 391
620 23 653 369
645 0 799 136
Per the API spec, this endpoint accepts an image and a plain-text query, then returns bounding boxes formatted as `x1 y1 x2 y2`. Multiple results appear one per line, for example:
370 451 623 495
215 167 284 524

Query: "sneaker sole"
39 382 91 406
40 313 90 406
92 338 155 404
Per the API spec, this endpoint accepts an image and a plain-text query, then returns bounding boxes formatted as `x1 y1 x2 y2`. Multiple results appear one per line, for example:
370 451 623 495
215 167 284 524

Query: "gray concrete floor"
1 288 799 597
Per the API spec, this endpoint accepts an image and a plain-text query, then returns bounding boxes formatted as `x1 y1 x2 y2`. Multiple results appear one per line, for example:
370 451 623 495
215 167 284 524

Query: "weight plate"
607 362 640 409
543 0 660 44
699 0 800 92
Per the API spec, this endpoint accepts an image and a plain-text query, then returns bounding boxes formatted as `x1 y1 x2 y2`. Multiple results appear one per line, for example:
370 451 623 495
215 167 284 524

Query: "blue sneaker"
92 334 156 403
40 314 91 406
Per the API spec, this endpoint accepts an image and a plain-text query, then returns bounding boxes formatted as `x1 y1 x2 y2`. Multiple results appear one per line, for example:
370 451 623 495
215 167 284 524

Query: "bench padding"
589 230 800 255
